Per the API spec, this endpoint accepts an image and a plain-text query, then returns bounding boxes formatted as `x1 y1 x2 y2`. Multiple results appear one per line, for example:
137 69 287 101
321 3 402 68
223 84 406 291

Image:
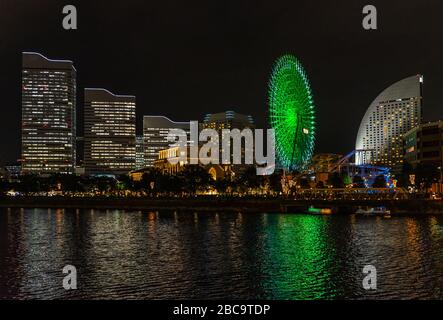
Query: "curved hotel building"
355 75 423 168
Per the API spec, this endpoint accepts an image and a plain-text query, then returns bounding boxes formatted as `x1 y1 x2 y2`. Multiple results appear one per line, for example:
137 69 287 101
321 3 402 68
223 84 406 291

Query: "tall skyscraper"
355 75 423 168
143 116 190 167
84 88 136 175
21 52 76 174
203 110 255 165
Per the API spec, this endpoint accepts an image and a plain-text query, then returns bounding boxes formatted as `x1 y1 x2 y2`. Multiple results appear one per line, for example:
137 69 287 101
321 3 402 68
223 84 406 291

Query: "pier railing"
292 188 409 201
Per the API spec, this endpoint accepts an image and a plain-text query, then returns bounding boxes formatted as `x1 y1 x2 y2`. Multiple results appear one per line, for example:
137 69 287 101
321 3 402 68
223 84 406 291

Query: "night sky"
1 0 443 164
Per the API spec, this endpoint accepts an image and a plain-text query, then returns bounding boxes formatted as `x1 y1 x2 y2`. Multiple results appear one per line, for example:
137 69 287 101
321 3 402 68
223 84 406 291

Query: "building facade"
310 153 343 184
355 75 423 168
202 110 255 166
84 88 136 175
154 146 188 175
2 162 21 181
135 135 145 170
143 116 190 167
404 120 443 167
153 146 230 181
202 110 254 131
21 52 76 174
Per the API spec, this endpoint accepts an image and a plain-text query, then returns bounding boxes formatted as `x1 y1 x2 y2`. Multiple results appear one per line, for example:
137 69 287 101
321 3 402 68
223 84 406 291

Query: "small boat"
356 207 391 216
308 206 333 215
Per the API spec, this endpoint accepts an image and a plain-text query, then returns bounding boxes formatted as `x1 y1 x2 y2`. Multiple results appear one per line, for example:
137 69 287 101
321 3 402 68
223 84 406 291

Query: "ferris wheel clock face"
268 55 316 171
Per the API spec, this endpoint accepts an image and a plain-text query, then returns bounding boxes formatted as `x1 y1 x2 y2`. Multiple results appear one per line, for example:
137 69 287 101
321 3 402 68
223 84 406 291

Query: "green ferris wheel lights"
268 54 316 171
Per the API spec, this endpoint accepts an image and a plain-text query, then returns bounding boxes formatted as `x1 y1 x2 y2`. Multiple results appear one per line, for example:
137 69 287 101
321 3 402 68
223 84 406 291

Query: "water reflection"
1 208 443 299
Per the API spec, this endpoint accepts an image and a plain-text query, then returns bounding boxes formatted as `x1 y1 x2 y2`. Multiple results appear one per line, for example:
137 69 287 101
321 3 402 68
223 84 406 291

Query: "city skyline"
18 51 266 174
2 1 443 164
2 1 443 303
11 50 442 171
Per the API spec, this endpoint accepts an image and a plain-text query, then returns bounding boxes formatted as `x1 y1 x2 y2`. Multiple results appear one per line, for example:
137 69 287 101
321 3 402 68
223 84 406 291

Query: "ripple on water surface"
1 209 443 299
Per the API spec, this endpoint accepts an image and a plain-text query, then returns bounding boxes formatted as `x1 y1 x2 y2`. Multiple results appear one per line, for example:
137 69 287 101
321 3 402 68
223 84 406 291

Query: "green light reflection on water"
260 214 341 299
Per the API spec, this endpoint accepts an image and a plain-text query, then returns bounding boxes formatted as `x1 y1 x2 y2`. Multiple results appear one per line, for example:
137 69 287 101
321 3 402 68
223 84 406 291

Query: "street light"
438 166 442 195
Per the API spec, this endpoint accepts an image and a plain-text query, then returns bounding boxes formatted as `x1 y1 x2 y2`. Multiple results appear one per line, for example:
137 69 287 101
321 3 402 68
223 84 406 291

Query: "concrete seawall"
1 197 443 214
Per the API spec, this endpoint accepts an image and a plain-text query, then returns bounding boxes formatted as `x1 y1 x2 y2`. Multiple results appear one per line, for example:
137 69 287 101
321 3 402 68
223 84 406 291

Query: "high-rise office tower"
143 116 190 167
84 88 136 175
355 75 423 168
203 110 255 165
21 52 76 174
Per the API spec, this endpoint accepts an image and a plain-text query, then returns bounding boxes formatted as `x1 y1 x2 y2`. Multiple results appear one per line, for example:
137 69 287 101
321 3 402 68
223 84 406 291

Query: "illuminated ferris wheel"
268 54 316 171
